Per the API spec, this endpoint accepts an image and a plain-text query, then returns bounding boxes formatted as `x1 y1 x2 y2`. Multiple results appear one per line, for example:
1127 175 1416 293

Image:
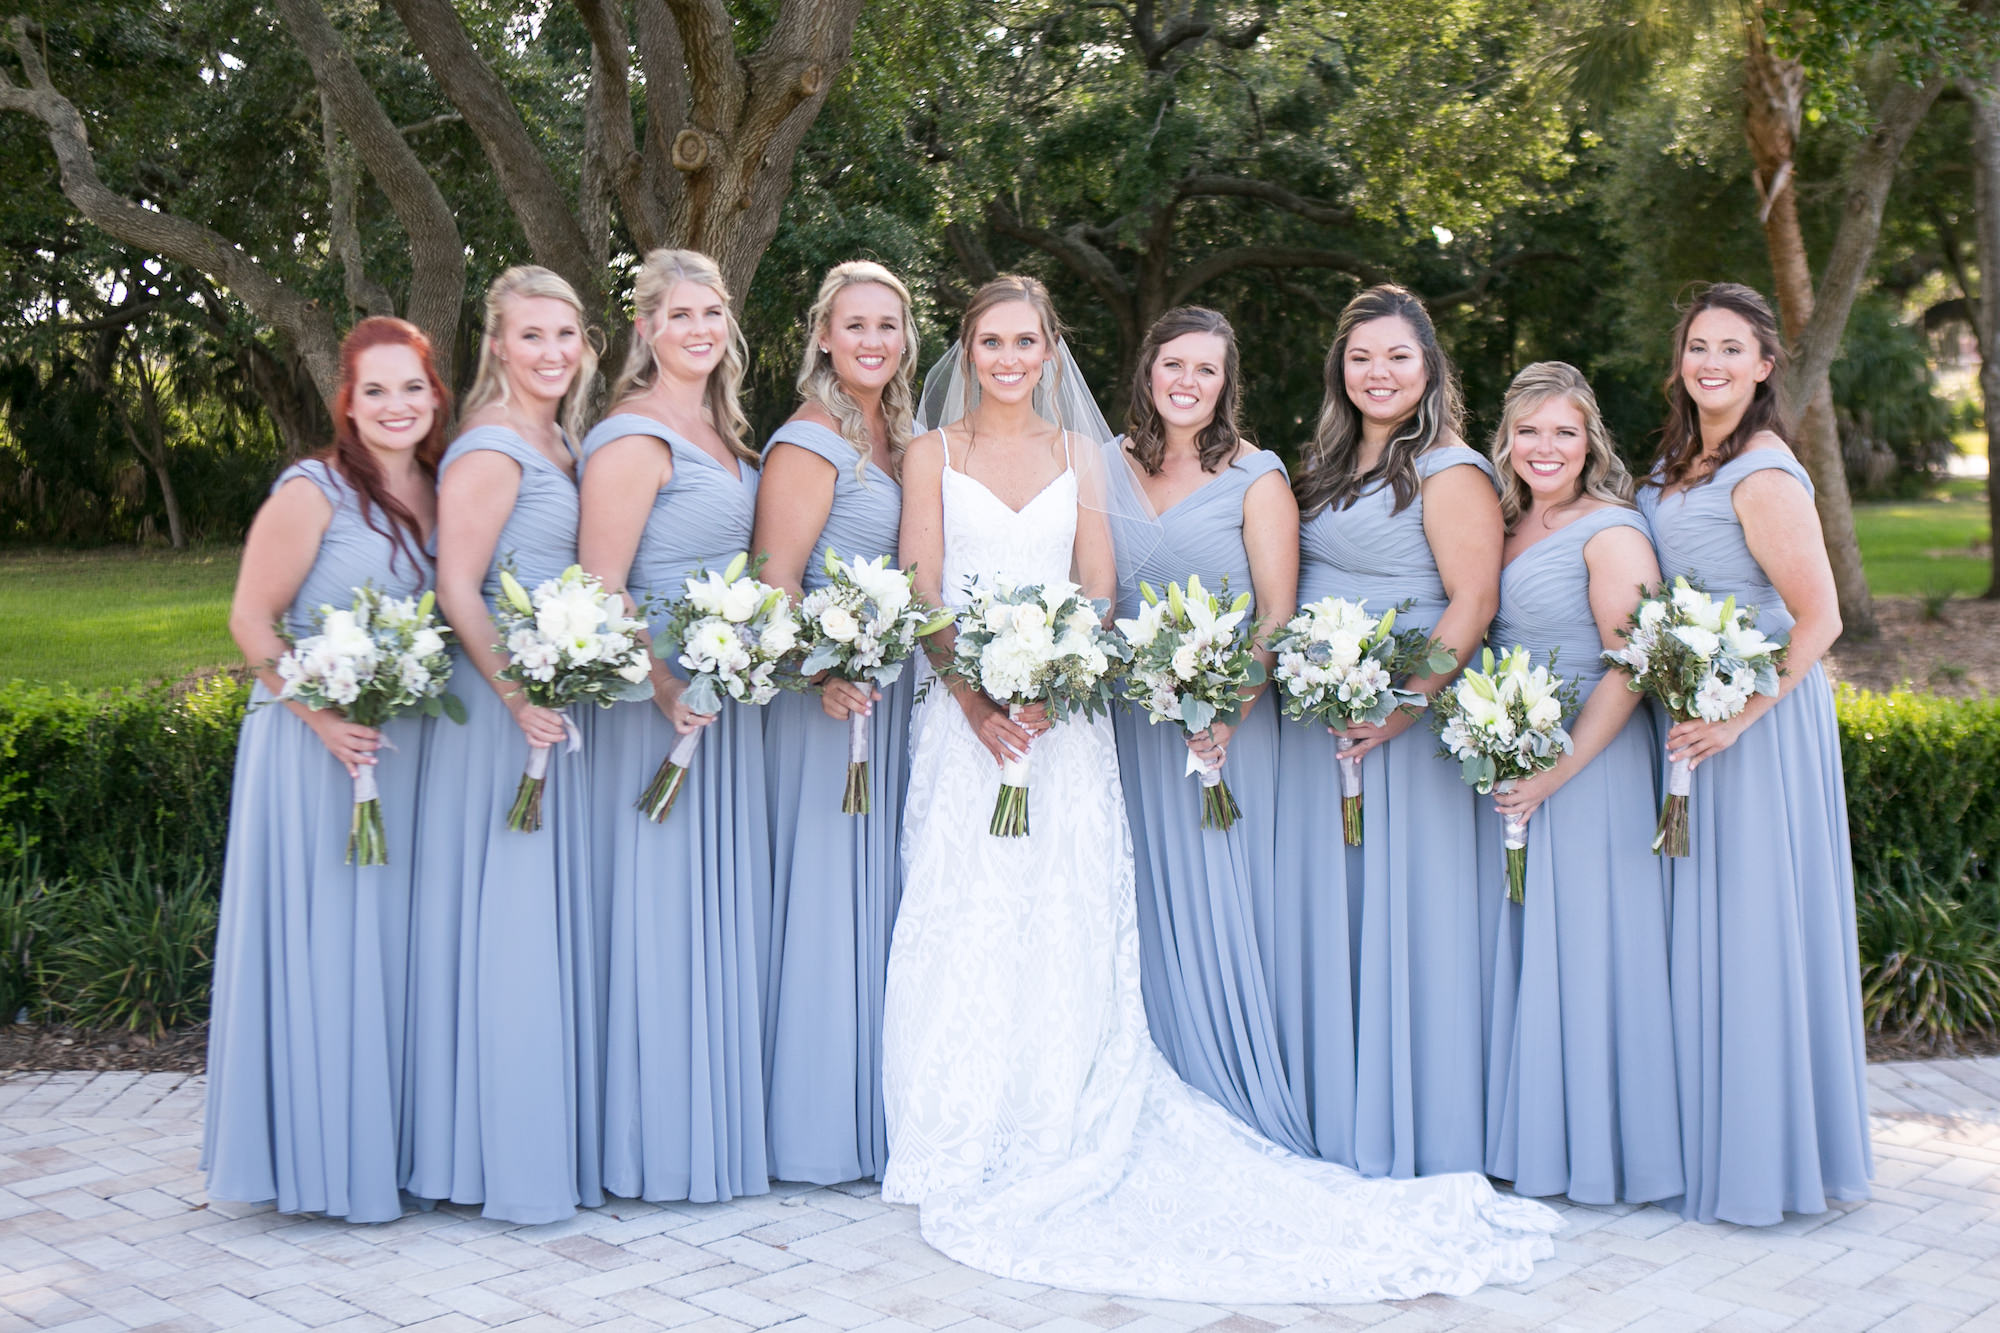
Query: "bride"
883 275 1561 1303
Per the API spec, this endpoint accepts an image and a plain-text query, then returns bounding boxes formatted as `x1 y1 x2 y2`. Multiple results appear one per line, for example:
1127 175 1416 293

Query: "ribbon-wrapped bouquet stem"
792 549 953 814
1602 577 1785 857
275 585 465 865
1433 645 1577 903
945 579 1129 838
1116 575 1266 832
1267 597 1455 845
492 564 654 832
645 552 800 822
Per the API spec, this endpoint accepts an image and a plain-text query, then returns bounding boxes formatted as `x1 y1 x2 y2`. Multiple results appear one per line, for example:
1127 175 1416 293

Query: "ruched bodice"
1639 449 1811 638
1105 443 1287 620
579 413 759 635
764 420 900 589
273 460 430 640
1298 445 1497 632
1491 506 1651 697
439 426 578 602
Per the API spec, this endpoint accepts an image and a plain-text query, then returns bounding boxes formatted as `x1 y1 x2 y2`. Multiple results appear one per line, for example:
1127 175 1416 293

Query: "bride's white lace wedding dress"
881 437 1561 1303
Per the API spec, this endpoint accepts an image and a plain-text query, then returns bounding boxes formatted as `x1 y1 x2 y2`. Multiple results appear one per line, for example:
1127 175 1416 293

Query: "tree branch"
1176 173 1355 226
0 18 343 404
572 0 670 253
987 196 1134 305
1426 250 1579 308
1167 245 1384 308
318 87 396 321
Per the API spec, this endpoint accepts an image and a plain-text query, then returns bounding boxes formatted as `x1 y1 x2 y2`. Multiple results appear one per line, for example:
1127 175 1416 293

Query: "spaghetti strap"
1060 430 1074 470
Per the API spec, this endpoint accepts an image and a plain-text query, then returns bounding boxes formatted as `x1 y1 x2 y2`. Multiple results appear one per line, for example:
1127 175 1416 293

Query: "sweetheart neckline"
944 464 1074 516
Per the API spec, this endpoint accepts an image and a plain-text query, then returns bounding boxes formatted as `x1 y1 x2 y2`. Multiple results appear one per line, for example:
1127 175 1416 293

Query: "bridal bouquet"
493 564 654 831
276 585 465 865
1117 575 1265 832
1602 577 1785 857
792 549 953 814
1268 596 1456 845
1433 646 1577 903
946 579 1129 837
645 552 800 821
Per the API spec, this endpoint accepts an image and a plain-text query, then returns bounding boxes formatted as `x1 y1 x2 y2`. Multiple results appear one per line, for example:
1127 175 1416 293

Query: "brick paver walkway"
3 1059 1997 1332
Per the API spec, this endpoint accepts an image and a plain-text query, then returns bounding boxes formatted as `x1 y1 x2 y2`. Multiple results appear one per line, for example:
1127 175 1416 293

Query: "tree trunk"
1969 67 2000 599
130 354 187 549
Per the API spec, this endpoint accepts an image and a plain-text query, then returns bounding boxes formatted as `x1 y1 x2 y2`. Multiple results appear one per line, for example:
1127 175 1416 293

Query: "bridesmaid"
752 261 919 1184
1638 283 1871 1224
1480 362 1681 1205
1278 284 1502 1178
406 267 604 1223
578 248 769 1203
1104 307 1311 1155
206 316 445 1222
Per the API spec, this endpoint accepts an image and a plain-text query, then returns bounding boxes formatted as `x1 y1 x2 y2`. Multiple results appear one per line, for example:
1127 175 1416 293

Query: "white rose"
819 605 860 643
1170 643 1200 681
617 654 652 683
720 579 764 623
1671 624 1721 660
1638 600 1668 632
410 627 445 659
1527 694 1562 729
760 617 799 656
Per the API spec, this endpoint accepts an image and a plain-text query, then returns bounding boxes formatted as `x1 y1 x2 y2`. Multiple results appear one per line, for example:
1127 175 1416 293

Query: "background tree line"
1 0 1995 634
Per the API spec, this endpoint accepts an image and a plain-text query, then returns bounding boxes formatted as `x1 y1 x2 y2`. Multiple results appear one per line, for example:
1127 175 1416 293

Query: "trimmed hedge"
0 678 1996 1039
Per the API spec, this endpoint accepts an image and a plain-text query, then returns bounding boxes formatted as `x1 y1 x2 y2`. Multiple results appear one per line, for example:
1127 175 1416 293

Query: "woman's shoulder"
1719 436 1814 496
1415 436 1497 482
766 407 860 467
1228 443 1289 482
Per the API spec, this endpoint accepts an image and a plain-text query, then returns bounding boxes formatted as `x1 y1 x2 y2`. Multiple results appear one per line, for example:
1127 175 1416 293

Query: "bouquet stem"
508 743 552 833
1654 755 1693 858
991 722 1032 837
843 710 871 816
1193 761 1240 833
1334 736 1364 846
640 727 705 823
348 763 386 866
1497 782 1530 904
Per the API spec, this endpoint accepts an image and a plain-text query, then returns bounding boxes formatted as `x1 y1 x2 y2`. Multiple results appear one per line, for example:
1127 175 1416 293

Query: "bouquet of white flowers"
793 549 954 814
645 552 801 821
493 564 654 831
1267 596 1456 845
1602 576 1785 857
1433 645 1578 903
945 579 1129 837
1116 575 1266 832
276 585 464 864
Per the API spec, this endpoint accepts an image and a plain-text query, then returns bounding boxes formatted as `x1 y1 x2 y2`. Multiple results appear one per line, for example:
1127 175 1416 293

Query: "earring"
819 346 829 355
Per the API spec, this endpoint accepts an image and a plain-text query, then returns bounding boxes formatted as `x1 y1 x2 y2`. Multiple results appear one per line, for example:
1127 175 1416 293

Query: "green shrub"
0 675 245 881
0 850 51 1021
1836 686 2000 891
1856 864 2000 1042
37 850 218 1037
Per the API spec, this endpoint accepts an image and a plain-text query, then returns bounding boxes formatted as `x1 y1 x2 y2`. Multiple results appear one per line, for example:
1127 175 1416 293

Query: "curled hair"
460 265 600 443
1293 284 1463 519
1490 361 1635 531
1124 306 1245 476
956 274 1065 439
328 316 450 577
1652 281 1792 489
795 261 920 480
610 248 756 466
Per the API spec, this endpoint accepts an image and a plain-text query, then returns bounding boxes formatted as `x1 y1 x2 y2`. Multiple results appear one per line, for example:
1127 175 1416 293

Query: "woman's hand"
1334 708 1415 760
821 677 879 722
508 697 572 749
1186 719 1235 772
1492 764 1567 825
959 691 1042 767
655 677 723 736
306 712 381 779
1667 714 1750 771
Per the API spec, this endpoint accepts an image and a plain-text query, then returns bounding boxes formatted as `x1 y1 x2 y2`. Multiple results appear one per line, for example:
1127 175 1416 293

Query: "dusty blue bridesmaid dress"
1640 448 1871 1224
1480 505 1682 1204
1277 444 1497 1179
205 460 430 1222
578 413 770 1202
404 426 603 1224
1105 443 1317 1158
760 421 911 1184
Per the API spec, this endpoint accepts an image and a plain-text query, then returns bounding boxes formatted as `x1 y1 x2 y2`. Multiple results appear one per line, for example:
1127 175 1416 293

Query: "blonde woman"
576 248 768 1202
406 266 604 1224
1481 362 1680 1205
751 261 919 1184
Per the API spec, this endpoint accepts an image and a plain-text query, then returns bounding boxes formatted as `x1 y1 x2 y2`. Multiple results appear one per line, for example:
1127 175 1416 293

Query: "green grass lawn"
0 546 241 691
1853 478 1992 598
1955 428 1989 461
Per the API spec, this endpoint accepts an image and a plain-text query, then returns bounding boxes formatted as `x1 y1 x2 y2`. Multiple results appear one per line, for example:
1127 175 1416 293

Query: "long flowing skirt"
1668 666 1871 1224
762 677 912 1184
204 695 424 1222
1115 703 1315 1156
588 695 770 1202
404 660 602 1223
1482 709 1682 1204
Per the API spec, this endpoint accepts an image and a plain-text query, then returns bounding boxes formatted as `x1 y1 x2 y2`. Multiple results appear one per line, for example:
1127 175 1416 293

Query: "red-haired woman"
204 316 447 1222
